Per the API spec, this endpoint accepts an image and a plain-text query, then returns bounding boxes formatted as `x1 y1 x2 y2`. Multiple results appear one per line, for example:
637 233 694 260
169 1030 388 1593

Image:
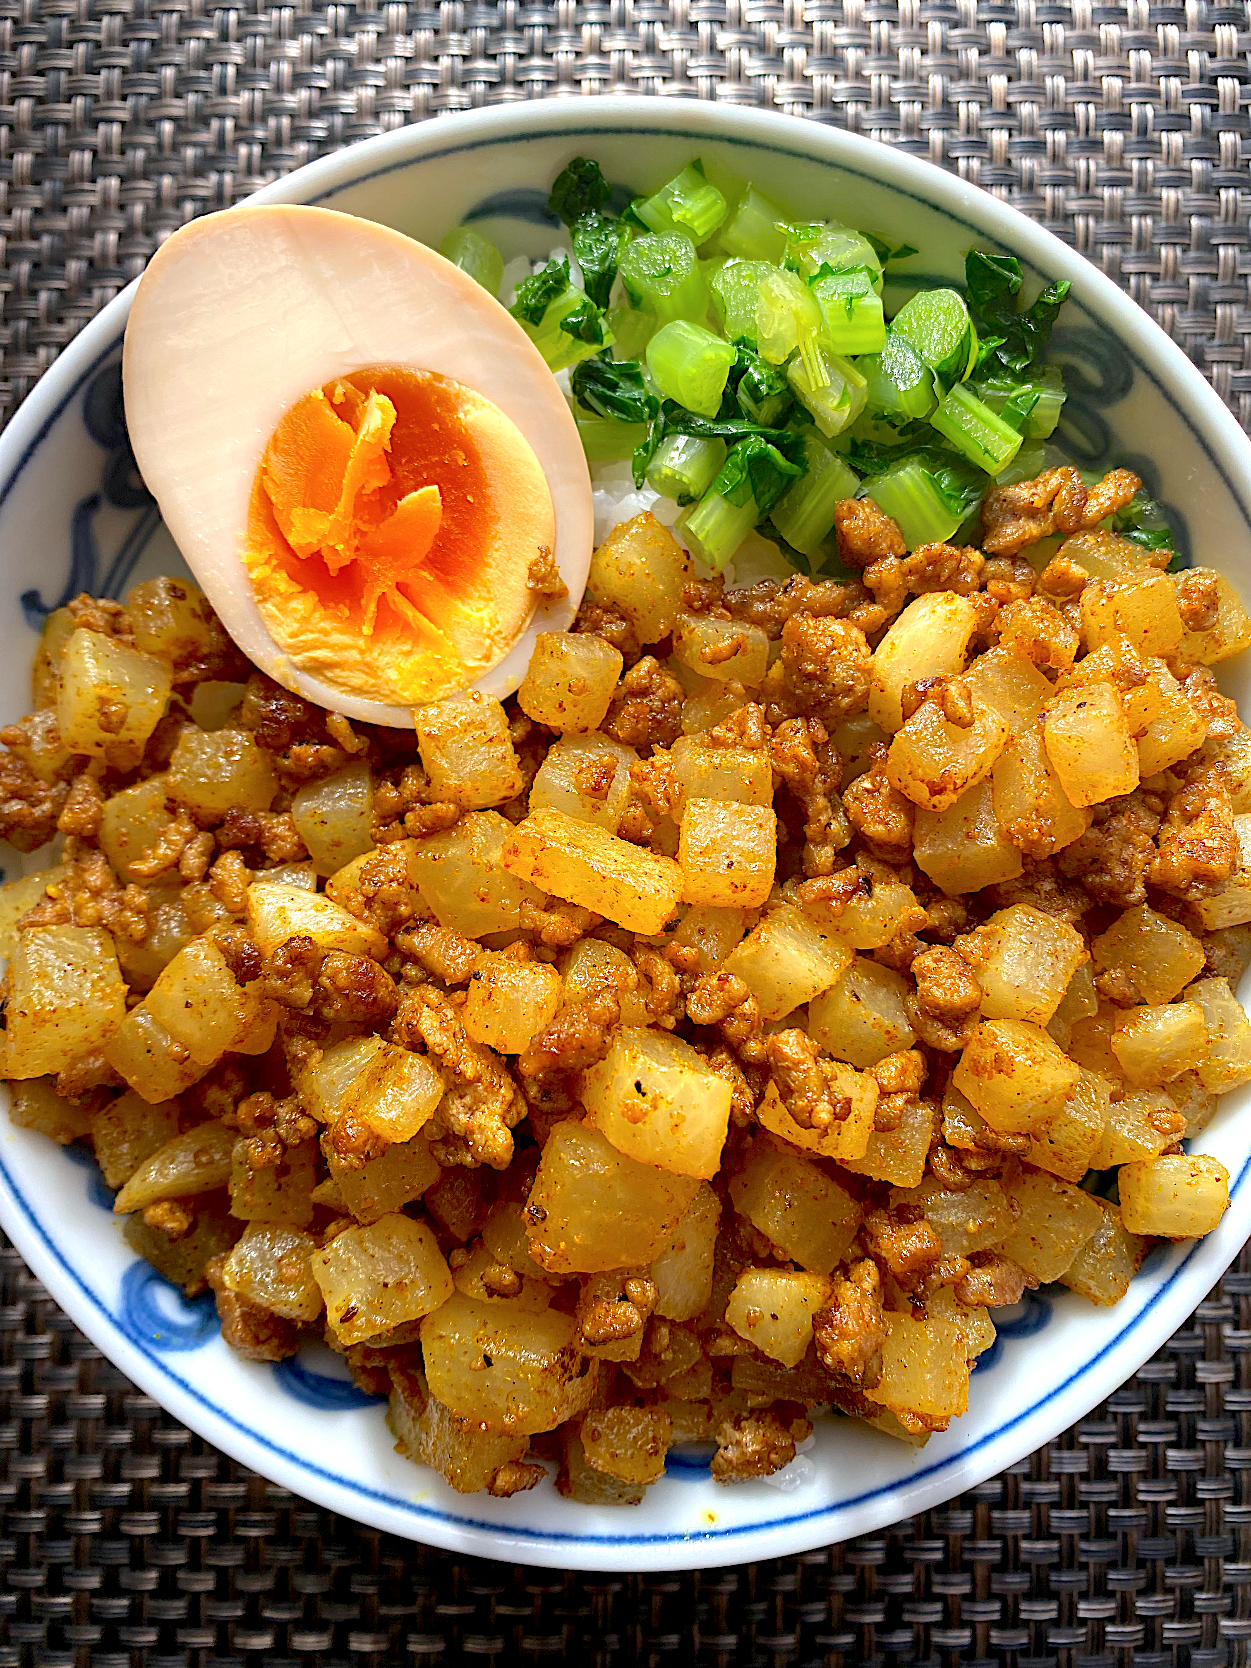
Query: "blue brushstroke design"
274 1354 386 1410
59 1142 115 1212
118 1259 219 1352
22 360 157 625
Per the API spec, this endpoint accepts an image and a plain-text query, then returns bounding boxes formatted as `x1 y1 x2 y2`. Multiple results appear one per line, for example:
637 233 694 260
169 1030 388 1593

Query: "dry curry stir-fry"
2 481 1251 1500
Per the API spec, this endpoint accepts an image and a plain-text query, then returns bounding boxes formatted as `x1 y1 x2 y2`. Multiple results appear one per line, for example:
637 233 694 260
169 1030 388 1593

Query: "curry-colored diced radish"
1062 637 1164 735
98 774 171 881
420 1292 598 1434
326 1132 440 1224
246 881 388 960
0 868 64 963
757 1072 878 1167
905 1177 1010 1257
408 811 539 938
965 646 1052 733
868 592 980 733
832 714 890 781
678 799 777 908
965 903 1087 1027
1089 1090 1176 1167
299 1034 443 1143
951 1018 1080 1134
1136 664 1207 777
886 690 1009 812
463 954 562 1055
1111 1002 1209 1086
525 1121 699 1275
991 723 1091 857
1119 1153 1230 1239
651 1185 721 1321
999 1168 1104 1283
103 1005 206 1102
722 903 851 1021
1048 963 1099 1048
125 575 219 667
558 938 649 1028
113 1120 235 1214
56 627 171 759
90 1090 181 1189
168 727 278 816
143 937 270 1069
123 1203 241 1297
1194 723 1251 813
2 708 74 786
504 806 683 935
529 732 636 835
221 1223 323 1322
579 1407 673 1486
518 631 623 733
229 1135 318 1225
387 1363 530 1494
665 904 751 975
1191 815 1251 930
1081 568 1185 657
870 1313 970 1421
808 957 915 1068
672 614 770 687
1043 684 1139 807
1059 1200 1148 1305
1027 1069 1109 1182
1185 976 1251 1093
1175 568 1251 664
1090 904 1205 1005
729 1135 861 1274
5 925 127 1079
670 736 773 817
916 777 1025 892
8 1078 93 1146
413 690 523 811
726 1269 832 1368
586 512 693 643
839 1095 935 1187
291 761 374 876
582 1026 732 1179
312 1214 453 1345
808 873 926 950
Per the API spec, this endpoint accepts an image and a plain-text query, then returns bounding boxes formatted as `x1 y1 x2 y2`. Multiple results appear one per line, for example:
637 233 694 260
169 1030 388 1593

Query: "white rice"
760 1432 818 1493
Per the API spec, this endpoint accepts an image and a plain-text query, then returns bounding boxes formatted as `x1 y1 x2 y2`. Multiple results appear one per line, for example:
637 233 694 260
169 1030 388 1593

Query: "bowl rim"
3 94 1251 1572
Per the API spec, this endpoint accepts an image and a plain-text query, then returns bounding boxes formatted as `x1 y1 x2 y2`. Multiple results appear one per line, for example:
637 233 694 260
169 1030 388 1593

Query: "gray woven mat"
4 2 1251 1662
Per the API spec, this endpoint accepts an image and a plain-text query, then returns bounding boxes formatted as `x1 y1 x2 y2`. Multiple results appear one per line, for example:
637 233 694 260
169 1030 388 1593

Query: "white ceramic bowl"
1 98 1249 1573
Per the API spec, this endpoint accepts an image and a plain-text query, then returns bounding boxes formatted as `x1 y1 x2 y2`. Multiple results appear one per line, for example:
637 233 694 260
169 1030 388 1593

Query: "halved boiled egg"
122 204 592 725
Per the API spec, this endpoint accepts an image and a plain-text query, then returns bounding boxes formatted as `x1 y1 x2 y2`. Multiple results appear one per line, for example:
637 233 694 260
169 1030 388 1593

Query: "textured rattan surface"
3 1 1251 1662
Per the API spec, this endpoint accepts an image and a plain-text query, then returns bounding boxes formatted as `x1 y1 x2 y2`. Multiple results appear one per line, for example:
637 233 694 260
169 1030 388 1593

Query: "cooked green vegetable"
439 227 503 296
453 154 1081 571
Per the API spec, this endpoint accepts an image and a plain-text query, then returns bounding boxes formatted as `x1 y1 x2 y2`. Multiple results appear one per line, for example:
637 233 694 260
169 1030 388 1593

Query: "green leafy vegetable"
548 159 611 227
965 250 1071 377
864 232 919 264
558 295 612 347
713 436 804 517
511 259 572 327
570 357 658 425
571 213 630 309
725 346 792 424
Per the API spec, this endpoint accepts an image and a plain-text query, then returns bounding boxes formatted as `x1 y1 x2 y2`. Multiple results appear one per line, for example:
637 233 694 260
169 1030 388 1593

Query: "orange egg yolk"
243 366 553 708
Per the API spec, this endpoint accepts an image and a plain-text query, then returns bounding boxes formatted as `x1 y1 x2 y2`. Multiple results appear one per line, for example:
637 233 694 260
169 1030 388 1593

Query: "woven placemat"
3 2 1251 1663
